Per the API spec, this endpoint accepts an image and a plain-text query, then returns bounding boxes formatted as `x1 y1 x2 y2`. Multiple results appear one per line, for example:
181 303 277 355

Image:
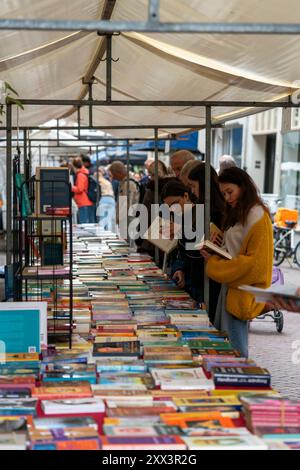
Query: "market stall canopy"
0 0 300 137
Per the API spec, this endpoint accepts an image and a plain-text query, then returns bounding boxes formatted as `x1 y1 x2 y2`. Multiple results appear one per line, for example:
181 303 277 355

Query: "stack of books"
0 223 290 450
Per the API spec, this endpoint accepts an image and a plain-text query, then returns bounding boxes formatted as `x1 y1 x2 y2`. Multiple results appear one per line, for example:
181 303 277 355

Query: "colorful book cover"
103 424 182 437
99 435 186 450
33 416 98 430
93 341 140 357
32 383 92 399
182 435 267 450
174 397 241 408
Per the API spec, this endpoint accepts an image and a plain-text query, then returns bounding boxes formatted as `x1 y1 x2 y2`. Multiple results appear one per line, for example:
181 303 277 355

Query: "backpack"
75 172 102 204
86 174 102 204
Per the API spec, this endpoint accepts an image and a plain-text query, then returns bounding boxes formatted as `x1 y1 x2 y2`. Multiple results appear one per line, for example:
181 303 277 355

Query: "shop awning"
0 1 299 137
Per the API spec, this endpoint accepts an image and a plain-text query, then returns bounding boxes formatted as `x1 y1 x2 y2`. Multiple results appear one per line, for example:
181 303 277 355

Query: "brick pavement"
249 262 300 399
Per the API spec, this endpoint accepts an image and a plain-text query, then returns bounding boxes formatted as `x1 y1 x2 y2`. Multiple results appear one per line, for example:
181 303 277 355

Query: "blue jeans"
78 205 95 224
97 196 116 232
214 285 249 358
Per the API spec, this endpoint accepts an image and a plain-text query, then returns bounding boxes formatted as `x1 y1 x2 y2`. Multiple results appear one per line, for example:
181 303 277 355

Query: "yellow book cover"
174 396 241 407
5 353 40 362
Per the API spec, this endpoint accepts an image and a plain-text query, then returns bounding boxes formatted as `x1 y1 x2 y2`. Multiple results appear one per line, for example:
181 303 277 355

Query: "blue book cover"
42 375 97 385
0 309 40 353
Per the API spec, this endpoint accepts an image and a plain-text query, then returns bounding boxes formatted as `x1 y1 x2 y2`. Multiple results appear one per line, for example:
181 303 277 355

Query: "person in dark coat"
187 162 226 323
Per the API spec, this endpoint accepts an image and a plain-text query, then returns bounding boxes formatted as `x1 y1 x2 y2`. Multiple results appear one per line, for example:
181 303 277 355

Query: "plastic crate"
274 207 299 228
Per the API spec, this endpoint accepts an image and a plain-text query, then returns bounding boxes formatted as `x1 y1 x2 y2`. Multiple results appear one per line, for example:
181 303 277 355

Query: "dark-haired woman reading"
201 168 273 357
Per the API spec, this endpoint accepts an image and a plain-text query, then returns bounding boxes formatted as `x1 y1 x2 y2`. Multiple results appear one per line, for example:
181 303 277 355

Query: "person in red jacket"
72 157 95 224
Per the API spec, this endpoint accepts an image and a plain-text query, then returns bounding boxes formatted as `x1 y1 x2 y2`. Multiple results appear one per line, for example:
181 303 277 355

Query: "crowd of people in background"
58 150 277 357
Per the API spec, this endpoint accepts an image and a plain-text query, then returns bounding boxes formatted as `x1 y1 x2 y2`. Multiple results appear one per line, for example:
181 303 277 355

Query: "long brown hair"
218 167 270 229
188 162 225 214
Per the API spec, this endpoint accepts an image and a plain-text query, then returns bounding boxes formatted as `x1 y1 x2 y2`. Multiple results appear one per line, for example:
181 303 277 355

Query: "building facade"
210 108 300 213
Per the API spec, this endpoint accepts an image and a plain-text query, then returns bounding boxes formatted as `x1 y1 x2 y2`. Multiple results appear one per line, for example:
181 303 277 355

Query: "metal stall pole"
28 139 32 177
126 140 130 244
77 107 81 139
106 34 112 103
56 119 60 147
88 83 93 128
204 106 212 314
23 130 27 176
6 103 12 266
39 144 42 166
96 146 100 221
154 128 160 266
149 0 160 22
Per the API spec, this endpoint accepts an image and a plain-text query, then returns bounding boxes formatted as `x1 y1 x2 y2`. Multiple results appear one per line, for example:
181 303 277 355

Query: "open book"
194 240 232 260
239 285 300 304
142 217 178 254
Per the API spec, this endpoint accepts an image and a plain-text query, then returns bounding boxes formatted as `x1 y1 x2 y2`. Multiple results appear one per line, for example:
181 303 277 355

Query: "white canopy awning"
0 0 300 137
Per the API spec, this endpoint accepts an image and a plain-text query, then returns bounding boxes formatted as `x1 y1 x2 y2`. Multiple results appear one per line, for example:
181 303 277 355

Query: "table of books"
1 224 299 451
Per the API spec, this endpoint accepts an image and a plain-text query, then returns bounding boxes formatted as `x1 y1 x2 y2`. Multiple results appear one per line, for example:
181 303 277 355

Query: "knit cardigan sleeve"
206 212 272 288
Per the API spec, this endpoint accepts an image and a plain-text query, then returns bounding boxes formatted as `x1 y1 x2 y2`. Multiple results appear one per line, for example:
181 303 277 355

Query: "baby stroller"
253 267 284 333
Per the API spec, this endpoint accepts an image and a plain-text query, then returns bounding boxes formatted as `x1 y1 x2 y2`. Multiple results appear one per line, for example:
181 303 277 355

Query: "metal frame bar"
6 104 12 265
16 99 297 107
28 139 32 177
154 127 159 265
0 137 179 143
96 146 100 208
1 144 162 149
149 0 160 23
0 125 220 130
106 34 112 103
23 130 27 175
77 107 81 139
1 19 300 34
126 140 130 242
88 83 93 128
204 106 211 314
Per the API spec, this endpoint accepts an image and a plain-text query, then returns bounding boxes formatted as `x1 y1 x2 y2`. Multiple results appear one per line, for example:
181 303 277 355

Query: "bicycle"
273 220 300 267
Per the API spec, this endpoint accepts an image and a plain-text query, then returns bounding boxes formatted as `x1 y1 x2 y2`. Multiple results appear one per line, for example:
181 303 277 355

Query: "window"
222 126 243 167
281 131 300 210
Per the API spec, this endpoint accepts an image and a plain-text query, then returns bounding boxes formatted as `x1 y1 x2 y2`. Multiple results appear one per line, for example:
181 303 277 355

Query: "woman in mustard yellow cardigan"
201 168 273 357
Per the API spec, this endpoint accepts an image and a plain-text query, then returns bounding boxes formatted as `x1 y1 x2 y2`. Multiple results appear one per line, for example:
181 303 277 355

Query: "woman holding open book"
162 168 224 323
201 168 273 357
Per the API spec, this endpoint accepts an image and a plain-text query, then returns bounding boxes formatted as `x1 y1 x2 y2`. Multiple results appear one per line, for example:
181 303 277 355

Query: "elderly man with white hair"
218 154 237 175
170 150 195 178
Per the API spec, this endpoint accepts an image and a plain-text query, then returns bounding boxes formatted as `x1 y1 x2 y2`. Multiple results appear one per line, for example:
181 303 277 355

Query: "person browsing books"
72 157 95 224
162 176 224 322
187 163 225 322
161 180 198 290
200 168 273 357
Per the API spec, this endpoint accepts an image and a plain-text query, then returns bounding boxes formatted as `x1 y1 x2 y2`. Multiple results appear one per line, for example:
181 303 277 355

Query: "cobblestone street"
249 261 300 399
